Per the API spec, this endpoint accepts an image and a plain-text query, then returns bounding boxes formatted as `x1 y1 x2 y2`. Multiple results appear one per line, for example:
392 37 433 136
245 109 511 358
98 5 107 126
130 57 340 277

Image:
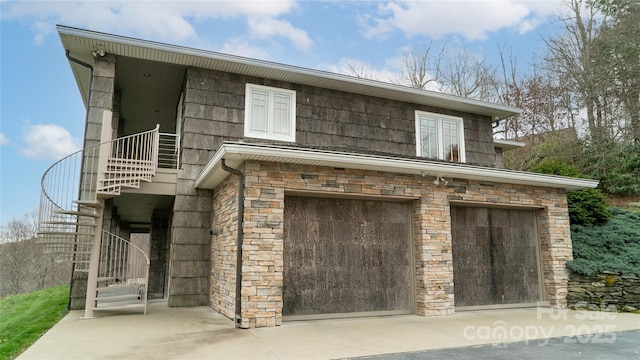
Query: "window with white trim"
244 84 296 142
415 111 465 162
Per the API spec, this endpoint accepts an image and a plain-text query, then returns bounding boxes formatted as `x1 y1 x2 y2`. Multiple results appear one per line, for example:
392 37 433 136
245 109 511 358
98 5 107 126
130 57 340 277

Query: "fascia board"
494 139 526 150
195 143 599 191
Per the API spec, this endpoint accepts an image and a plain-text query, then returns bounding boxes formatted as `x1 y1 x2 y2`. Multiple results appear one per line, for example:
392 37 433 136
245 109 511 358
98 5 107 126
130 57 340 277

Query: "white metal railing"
158 132 180 169
95 230 150 314
38 138 107 252
38 124 161 255
98 125 160 195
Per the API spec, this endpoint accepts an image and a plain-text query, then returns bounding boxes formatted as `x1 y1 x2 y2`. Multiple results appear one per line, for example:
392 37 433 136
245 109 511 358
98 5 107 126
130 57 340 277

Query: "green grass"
0 285 69 360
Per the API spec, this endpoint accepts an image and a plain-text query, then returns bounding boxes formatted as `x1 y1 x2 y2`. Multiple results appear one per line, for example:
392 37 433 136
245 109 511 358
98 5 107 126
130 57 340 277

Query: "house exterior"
38 25 598 328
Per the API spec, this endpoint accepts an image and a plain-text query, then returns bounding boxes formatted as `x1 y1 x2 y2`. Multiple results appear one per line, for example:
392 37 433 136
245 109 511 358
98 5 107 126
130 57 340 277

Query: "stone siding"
168 68 216 306
211 160 573 328
210 174 240 319
183 67 497 166
567 272 640 312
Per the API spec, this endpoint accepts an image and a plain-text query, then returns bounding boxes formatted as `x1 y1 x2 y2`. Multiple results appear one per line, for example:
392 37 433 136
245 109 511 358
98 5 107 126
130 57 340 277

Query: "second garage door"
283 196 413 318
450 206 542 308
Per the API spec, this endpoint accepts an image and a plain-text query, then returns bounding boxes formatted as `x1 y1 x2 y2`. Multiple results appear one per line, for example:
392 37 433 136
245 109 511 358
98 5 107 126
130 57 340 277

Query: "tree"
439 48 498 102
398 41 445 90
0 213 70 297
591 0 640 143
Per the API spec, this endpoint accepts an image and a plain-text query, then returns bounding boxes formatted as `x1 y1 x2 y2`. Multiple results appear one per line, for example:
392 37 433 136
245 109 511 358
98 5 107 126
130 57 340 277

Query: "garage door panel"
451 206 541 307
284 196 411 317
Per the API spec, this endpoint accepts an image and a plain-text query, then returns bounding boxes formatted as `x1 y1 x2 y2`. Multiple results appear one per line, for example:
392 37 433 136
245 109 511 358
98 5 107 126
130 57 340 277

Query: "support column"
149 210 170 299
69 54 116 310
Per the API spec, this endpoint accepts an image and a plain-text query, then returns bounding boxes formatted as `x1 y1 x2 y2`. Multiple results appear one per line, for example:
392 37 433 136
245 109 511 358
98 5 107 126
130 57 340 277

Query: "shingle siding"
182 67 497 166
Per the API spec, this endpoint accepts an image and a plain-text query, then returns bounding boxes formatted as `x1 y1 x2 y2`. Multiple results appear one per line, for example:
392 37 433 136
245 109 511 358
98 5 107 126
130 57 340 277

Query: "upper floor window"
415 111 465 162
244 84 296 142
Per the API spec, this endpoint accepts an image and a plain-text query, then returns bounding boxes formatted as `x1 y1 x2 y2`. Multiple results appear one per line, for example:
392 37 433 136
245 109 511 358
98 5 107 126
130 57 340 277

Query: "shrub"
530 159 582 177
566 208 640 276
530 160 611 226
567 189 611 226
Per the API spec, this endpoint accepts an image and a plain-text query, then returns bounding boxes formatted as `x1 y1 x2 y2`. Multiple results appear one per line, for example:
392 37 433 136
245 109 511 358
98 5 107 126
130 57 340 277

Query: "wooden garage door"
283 196 412 317
450 206 541 307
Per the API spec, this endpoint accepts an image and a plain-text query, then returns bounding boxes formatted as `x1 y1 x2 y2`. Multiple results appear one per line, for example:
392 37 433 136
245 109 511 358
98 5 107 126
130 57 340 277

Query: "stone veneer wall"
567 272 640 312
210 174 240 319
210 160 573 328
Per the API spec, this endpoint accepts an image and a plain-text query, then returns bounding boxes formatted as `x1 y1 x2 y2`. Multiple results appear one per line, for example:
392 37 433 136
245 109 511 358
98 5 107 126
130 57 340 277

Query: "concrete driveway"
18 301 640 360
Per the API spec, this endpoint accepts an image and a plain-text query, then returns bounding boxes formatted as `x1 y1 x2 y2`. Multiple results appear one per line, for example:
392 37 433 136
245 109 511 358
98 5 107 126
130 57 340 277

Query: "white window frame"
415 110 466 162
244 83 296 142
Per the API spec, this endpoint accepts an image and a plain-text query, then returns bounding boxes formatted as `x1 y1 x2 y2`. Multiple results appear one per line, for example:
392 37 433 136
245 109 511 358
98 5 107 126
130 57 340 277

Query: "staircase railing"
37 138 107 258
37 117 161 317
96 230 150 314
38 125 161 250
97 125 160 196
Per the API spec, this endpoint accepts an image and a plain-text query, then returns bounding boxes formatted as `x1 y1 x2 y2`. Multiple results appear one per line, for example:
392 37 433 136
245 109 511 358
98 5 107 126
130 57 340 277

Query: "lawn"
0 285 69 360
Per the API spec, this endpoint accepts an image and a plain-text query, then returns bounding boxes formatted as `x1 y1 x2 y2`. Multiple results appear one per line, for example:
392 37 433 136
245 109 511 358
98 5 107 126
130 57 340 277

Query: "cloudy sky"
0 0 567 226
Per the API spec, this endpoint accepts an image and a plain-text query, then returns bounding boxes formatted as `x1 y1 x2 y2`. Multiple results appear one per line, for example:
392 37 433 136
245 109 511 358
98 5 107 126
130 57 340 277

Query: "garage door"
283 196 412 317
450 206 541 308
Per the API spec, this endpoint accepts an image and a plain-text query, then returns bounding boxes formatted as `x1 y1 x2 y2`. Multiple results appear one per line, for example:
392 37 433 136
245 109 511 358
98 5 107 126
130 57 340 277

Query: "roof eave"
57 25 521 119
194 142 599 191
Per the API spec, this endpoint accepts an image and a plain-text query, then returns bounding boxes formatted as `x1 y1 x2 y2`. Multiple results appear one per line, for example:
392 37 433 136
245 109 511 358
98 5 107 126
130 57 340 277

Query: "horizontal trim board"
283 309 412 322
448 200 546 210
285 190 419 202
456 303 539 311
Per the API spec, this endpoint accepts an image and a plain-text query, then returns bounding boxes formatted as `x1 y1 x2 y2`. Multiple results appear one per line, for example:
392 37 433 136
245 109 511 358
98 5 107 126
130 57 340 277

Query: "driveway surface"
350 329 640 359
18 301 640 360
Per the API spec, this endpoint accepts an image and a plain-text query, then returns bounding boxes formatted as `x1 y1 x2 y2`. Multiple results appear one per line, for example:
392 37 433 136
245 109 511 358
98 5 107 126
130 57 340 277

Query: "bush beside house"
566 208 640 312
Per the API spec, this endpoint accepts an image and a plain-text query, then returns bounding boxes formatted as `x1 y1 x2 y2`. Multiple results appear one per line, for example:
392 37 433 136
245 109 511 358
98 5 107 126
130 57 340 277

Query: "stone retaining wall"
567 272 640 313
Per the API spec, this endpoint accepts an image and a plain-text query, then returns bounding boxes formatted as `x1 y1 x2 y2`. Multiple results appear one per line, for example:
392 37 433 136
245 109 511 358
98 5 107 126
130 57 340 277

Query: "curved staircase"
37 111 158 318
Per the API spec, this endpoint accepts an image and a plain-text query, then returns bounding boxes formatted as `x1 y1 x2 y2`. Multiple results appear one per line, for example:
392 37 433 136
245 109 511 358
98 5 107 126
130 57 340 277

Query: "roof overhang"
195 142 598 191
494 139 526 151
57 25 521 120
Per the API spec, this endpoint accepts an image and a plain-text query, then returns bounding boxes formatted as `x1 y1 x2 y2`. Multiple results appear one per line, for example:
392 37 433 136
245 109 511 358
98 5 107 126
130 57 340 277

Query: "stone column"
149 210 170 299
69 54 116 310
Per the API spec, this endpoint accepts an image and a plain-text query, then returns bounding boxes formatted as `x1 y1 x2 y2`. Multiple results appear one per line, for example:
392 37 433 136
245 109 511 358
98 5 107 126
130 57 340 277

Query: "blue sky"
0 0 567 226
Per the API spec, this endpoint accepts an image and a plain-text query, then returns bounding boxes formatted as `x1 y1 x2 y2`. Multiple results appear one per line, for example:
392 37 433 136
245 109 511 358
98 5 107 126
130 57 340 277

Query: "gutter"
195 142 599 191
220 159 245 329
64 50 94 311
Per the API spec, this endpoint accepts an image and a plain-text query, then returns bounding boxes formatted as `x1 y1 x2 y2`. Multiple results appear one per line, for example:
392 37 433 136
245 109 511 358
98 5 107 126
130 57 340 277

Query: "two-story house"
37 25 598 328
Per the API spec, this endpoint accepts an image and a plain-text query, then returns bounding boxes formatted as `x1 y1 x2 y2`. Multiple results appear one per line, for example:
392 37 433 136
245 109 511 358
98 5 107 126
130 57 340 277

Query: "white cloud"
19 124 80 160
248 16 313 50
221 36 270 59
0 133 9 146
3 0 306 47
360 0 561 41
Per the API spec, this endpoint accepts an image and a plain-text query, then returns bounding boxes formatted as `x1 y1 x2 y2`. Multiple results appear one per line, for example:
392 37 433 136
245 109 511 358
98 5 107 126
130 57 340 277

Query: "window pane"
442 120 460 162
420 117 438 158
250 90 269 132
273 93 291 135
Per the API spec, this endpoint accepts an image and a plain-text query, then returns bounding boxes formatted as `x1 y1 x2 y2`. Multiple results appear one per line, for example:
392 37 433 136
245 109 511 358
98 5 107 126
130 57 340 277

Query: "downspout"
64 50 94 311
220 159 245 328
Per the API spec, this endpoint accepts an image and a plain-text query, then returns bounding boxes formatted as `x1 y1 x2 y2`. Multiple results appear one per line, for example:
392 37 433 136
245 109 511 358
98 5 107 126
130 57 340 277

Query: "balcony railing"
158 133 180 169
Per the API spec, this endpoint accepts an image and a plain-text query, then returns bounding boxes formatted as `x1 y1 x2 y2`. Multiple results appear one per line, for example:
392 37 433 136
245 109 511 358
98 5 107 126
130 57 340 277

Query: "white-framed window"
415 110 466 162
244 83 296 142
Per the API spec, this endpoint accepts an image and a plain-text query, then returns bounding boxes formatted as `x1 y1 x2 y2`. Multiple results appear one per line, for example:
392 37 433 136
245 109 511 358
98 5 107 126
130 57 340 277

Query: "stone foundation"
567 272 640 312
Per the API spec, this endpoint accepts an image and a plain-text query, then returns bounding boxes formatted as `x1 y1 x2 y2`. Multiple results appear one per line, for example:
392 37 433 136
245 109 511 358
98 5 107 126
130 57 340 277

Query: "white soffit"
195 142 599 191
57 25 521 119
